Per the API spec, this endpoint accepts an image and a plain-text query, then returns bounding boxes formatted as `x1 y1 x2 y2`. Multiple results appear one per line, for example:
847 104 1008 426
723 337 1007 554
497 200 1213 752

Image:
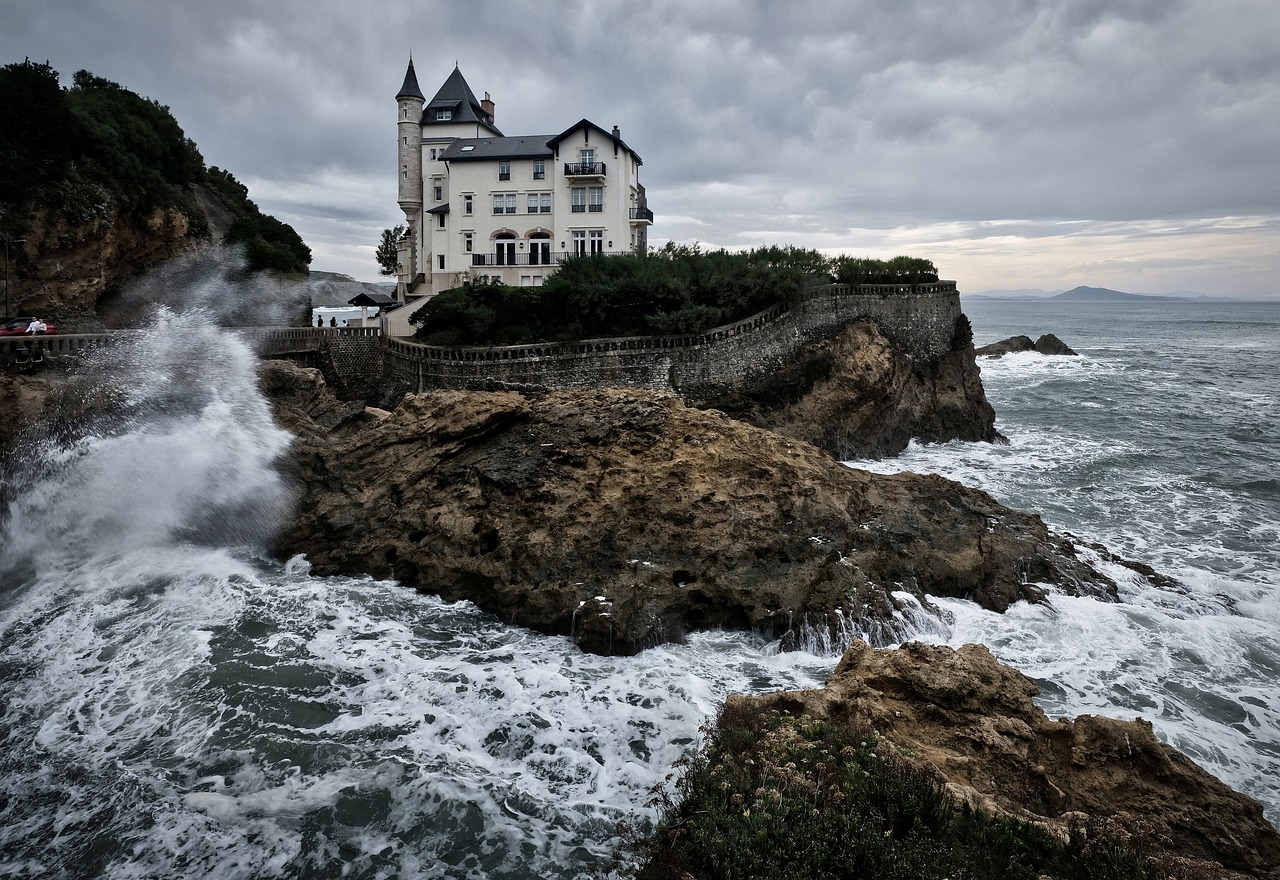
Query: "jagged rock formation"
262 359 1153 656
976 333 1078 358
731 641 1280 880
713 318 1002 459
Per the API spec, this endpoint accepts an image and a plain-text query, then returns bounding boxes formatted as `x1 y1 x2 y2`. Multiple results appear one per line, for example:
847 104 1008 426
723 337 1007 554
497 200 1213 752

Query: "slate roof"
423 66 502 135
438 136 556 162
347 291 399 308
396 58 424 101
548 119 643 165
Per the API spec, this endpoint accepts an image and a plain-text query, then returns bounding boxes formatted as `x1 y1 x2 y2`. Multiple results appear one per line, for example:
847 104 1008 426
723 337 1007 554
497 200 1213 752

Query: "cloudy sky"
6 0 1279 296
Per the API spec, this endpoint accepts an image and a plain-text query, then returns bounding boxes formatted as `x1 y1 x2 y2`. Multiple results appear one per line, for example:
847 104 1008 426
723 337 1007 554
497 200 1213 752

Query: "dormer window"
436 109 452 121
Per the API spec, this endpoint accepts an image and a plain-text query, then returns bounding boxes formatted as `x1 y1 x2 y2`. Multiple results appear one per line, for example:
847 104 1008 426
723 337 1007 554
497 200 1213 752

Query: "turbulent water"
1 299 1277 878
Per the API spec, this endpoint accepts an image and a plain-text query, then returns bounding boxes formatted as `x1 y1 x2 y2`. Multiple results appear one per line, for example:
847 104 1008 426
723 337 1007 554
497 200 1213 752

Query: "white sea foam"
1 565 832 878
2 299 1277 879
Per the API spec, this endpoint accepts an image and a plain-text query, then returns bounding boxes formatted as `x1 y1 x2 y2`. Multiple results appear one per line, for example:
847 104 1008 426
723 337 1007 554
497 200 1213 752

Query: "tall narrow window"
464 195 473 215
498 160 511 181
589 230 604 255
496 236 517 266
433 185 443 201
580 148 595 168
529 235 551 265
572 230 587 257
571 188 586 213
533 160 545 180
588 187 603 213
464 233 473 253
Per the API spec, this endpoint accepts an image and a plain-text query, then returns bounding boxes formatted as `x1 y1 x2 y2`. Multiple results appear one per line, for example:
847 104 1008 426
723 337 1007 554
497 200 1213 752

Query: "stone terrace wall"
245 327 384 401
381 283 961 406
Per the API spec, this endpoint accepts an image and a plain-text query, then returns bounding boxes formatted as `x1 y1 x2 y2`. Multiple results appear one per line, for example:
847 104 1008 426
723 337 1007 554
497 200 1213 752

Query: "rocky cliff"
262 358 1161 656
4 184 230 329
730 640 1280 879
713 317 1002 459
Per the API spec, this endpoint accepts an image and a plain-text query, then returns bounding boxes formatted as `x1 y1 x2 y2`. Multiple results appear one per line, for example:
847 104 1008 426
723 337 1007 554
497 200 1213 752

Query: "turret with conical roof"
397 58 425 215
396 57 425 290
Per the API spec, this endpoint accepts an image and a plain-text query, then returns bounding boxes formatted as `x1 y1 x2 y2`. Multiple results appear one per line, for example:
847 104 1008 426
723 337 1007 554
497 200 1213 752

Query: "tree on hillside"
376 225 405 276
0 59 79 219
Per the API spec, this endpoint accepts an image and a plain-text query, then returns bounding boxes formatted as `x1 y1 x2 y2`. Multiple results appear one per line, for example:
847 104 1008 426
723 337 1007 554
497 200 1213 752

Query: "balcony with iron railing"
470 250 629 267
564 161 606 177
630 206 654 224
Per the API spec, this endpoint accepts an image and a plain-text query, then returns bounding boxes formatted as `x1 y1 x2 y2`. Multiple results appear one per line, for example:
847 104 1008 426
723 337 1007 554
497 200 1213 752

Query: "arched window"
528 232 551 266
495 233 517 266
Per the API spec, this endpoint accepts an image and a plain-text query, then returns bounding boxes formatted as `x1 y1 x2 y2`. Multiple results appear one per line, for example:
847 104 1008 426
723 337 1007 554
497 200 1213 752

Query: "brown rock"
712 318 1002 459
9 201 206 321
733 641 1280 879
264 360 1142 656
977 332 1078 359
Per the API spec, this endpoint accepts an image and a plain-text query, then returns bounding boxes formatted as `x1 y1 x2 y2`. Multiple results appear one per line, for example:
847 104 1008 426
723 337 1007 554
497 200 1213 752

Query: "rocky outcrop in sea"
263 357 1157 656
730 640 1280 879
712 317 1003 459
976 332 1078 358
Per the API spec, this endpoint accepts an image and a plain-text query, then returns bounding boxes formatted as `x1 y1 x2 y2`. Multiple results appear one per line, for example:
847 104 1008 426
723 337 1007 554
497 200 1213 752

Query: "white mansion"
389 60 651 333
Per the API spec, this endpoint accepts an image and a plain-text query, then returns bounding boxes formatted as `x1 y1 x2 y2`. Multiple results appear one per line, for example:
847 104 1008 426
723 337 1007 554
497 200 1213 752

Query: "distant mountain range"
964 286 1231 302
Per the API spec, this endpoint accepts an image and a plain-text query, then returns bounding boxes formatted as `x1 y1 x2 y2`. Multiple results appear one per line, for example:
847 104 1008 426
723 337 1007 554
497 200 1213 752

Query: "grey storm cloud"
4 0 1279 295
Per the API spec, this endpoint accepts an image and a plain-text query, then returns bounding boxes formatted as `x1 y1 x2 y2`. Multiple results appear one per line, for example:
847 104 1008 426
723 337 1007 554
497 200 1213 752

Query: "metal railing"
630 207 654 222
563 162 605 176
469 250 636 267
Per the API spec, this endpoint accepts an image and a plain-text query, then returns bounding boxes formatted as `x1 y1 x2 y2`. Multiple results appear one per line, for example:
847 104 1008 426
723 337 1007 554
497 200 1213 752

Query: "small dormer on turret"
396 58 425 217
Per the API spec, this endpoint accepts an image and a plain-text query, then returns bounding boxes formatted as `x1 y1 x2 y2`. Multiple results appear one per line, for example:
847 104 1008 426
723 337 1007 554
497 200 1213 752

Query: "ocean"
0 299 1276 879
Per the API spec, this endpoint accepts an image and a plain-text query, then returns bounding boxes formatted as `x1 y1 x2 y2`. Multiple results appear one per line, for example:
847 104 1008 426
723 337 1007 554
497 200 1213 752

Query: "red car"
0 317 59 336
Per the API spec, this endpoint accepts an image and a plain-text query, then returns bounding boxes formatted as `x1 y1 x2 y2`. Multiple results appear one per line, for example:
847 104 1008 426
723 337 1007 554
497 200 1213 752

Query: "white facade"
389 61 651 336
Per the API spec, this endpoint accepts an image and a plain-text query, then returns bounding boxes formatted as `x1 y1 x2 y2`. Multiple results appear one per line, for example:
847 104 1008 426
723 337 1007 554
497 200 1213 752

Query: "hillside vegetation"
411 245 939 345
0 59 309 274
623 704 1157 880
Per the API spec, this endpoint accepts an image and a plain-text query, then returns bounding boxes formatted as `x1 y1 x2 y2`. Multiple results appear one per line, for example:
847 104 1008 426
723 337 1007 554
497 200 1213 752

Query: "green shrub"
0 61 307 275
412 245 946 345
619 705 1158 880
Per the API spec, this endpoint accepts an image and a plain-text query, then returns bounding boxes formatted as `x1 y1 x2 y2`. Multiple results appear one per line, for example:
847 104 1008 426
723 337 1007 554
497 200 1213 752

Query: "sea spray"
0 306 294 579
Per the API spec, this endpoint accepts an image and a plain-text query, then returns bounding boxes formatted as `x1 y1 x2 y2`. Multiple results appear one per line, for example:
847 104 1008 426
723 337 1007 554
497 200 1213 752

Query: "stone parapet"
380 283 961 404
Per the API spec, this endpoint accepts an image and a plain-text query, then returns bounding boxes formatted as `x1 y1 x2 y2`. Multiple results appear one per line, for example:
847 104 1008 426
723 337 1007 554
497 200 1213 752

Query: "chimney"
612 124 620 139
482 91 495 123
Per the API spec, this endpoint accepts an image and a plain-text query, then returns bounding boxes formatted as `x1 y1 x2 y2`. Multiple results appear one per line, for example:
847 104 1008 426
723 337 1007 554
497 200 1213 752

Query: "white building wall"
394 72 650 336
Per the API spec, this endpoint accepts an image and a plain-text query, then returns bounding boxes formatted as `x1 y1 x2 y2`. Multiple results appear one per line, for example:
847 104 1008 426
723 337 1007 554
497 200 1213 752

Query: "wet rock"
732 641 1280 880
977 333 1078 358
711 318 1002 459
263 360 1147 656
1033 333 1078 356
